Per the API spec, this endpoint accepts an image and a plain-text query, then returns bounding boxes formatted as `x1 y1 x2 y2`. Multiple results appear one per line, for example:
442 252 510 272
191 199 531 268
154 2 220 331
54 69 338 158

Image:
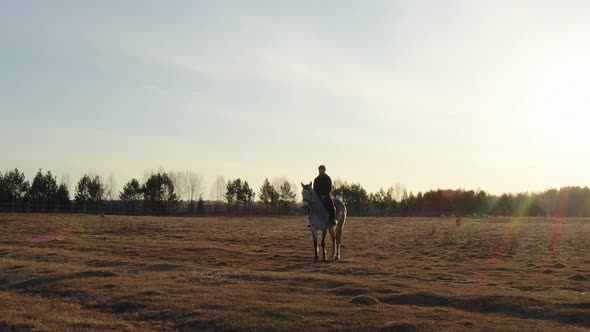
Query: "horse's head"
301 181 313 212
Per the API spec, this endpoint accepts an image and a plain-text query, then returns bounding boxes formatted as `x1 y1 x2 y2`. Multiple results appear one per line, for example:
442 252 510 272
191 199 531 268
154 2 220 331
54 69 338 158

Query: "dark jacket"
313 173 332 197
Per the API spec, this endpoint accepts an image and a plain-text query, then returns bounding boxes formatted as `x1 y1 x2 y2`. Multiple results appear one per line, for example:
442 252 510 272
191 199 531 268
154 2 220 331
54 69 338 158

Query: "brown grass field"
0 213 589 331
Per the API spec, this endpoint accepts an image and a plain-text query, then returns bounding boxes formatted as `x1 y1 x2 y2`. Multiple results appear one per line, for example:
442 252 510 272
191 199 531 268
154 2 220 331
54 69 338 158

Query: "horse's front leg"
321 228 328 262
328 226 337 259
310 226 319 262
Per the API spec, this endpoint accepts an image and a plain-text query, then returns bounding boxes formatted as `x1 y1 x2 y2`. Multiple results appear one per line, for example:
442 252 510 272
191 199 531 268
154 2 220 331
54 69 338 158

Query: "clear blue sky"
2 1 590 198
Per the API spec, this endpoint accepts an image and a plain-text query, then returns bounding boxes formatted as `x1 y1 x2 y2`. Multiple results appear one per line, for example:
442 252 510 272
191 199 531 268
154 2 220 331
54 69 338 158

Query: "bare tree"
272 177 299 210
142 166 167 185
172 170 204 213
333 177 345 189
216 176 226 202
59 173 71 193
169 171 187 202
290 181 300 201
390 182 406 202
540 189 558 217
184 170 204 204
105 172 117 202
210 175 226 207
271 176 288 193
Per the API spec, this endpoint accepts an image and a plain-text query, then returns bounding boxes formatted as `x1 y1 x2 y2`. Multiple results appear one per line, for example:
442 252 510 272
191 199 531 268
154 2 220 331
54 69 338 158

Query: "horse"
301 182 347 262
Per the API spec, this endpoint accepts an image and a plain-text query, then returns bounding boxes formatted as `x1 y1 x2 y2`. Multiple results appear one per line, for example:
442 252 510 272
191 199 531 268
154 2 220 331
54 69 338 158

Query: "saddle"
332 199 341 215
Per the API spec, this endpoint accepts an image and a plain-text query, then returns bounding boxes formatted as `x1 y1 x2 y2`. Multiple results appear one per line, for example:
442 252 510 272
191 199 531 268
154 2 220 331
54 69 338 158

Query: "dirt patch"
72 271 116 278
177 319 213 332
95 301 148 314
147 264 186 272
350 295 380 305
224 273 279 282
333 287 368 296
555 310 590 327
378 322 431 332
380 292 453 307
513 285 538 292
563 302 590 309
139 290 163 296
12 271 115 291
8 265 25 270
292 277 349 289
567 274 588 281
85 260 129 267
0 321 35 332
96 284 116 289
454 295 545 315
380 292 590 327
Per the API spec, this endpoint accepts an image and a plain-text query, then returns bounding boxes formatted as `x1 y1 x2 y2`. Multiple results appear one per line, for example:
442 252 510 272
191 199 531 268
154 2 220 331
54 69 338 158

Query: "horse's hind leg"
328 226 337 259
336 222 344 260
321 228 328 262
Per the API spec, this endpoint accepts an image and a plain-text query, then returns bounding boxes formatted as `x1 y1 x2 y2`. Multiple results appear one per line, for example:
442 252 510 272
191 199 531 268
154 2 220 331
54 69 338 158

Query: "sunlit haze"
2 1 590 198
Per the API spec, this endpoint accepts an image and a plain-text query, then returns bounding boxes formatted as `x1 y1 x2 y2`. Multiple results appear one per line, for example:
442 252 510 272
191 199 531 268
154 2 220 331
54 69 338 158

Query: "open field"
0 214 589 331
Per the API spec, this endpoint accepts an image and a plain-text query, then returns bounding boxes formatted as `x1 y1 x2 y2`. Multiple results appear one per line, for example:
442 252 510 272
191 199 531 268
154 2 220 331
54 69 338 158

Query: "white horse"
301 182 347 262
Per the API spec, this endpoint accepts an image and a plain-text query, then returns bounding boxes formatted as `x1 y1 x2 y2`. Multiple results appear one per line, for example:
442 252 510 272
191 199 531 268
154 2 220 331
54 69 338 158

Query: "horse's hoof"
321 258 328 262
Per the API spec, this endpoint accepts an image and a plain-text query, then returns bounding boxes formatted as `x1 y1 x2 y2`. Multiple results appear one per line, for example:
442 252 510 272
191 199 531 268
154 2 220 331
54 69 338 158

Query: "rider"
313 165 337 225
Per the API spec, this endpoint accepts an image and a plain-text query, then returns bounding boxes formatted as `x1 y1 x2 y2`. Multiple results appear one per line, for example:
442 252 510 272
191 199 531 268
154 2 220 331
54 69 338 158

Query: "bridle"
302 187 315 213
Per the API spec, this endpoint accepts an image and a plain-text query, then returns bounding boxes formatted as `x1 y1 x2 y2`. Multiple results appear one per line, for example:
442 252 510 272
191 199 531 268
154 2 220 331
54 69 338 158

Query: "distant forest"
1 168 590 217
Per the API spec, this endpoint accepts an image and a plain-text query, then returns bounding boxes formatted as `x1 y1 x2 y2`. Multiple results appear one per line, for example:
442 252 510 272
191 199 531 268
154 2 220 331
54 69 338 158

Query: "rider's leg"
323 196 337 225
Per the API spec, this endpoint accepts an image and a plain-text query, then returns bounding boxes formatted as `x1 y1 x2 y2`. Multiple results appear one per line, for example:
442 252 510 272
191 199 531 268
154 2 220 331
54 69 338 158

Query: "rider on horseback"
313 165 337 225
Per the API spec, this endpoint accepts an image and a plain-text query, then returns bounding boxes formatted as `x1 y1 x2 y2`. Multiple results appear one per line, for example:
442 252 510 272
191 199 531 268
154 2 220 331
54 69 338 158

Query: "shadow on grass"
379 292 590 327
10 271 116 290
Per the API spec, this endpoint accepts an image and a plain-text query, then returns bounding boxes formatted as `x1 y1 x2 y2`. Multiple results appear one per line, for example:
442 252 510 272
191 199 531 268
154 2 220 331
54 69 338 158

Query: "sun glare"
521 50 590 142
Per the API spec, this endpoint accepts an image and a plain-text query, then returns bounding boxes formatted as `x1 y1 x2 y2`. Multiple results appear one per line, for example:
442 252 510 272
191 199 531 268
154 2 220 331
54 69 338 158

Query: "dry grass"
0 214 589 331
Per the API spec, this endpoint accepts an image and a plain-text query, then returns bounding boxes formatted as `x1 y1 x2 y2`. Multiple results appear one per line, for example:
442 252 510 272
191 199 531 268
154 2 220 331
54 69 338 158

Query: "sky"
2 1 590 199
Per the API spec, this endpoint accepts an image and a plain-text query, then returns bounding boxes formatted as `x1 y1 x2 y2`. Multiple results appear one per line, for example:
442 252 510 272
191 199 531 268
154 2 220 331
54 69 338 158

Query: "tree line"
2 167 590 217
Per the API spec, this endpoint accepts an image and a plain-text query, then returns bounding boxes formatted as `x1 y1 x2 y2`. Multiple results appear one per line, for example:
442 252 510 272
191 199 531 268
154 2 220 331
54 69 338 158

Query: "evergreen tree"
278 181 296 214
74 174 104 213
491 194 513 216
4 168 29 211
225 178 255 211
88 175 105 202
386 187 399 216
142 173 178 214
370 188 389 216
225 179 238 207
197 196 205 214
120 178 143 214
120 178 142 201
259 178 279 212
28 169 58 212
55 183 70 211
241 181 255 208
340 183 368 216
75 175 91 213
0 171 7 204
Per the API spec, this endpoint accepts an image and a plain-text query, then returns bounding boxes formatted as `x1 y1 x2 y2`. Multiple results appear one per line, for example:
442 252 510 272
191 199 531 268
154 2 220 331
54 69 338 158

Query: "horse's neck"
310 191 326 216
311 190 320 202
